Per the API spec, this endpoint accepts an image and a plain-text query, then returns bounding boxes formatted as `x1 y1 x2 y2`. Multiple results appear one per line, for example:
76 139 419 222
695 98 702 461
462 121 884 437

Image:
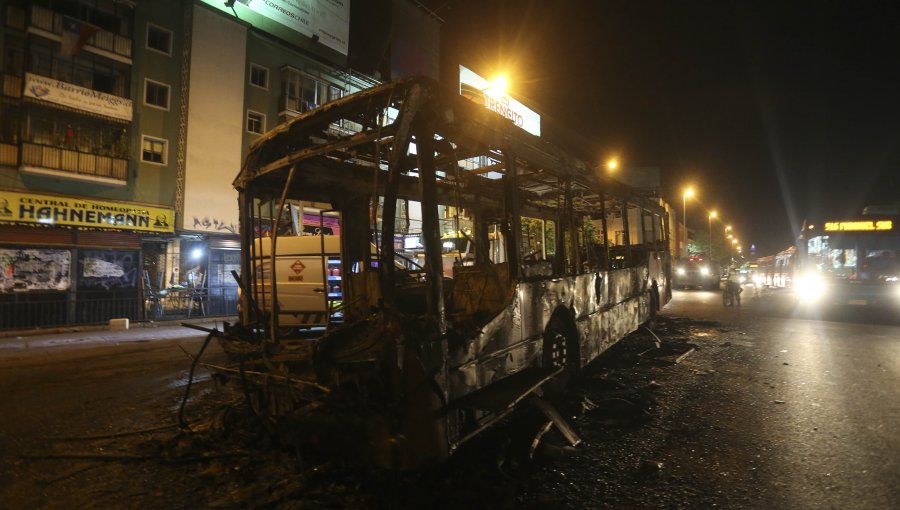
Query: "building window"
250 63 268 90
146 24 173 56
144 79 169 110
247 111 265 134
25 37 130 97
141 135 167 165
281 67 343 113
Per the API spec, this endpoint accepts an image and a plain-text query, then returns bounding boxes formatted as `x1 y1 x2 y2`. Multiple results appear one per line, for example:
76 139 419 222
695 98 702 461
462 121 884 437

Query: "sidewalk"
0 316 236 351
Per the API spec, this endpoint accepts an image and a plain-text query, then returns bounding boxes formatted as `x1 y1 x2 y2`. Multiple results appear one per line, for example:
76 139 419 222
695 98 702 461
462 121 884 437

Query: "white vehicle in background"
250 235 343 328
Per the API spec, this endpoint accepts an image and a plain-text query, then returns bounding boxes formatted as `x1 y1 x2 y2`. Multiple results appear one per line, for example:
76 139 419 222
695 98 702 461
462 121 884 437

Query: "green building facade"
0 0 389 329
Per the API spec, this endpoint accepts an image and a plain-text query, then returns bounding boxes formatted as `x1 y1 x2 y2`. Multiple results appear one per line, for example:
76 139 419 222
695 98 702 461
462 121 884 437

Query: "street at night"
2 289 899 509
2 1 900 508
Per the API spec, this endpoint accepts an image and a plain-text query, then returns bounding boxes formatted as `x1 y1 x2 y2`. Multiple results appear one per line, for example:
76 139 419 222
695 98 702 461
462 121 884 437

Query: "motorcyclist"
723 269 743 306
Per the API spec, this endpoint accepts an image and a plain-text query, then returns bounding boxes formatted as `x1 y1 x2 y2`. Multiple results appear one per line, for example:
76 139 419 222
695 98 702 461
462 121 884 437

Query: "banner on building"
23 73 133 122
204 0 349 55
0 190 174 233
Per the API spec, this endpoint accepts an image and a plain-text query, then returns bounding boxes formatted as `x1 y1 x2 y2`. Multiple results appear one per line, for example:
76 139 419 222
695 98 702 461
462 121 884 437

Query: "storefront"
0 189 174 330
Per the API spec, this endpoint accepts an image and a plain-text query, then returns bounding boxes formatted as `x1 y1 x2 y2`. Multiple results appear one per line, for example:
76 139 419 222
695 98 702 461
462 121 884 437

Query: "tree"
688 230 733 269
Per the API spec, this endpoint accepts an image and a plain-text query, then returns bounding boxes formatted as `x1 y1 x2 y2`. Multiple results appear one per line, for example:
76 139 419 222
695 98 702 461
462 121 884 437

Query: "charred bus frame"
227 77 671 467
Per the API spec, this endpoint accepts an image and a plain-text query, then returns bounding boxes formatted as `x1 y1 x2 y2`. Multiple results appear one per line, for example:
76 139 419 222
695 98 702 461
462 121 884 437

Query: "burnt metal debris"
185 77 672 468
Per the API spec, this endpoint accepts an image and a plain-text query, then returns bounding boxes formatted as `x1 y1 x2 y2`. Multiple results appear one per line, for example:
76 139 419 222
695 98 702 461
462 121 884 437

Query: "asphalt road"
660 287 900 509
0 323 228 440
1 289 899 508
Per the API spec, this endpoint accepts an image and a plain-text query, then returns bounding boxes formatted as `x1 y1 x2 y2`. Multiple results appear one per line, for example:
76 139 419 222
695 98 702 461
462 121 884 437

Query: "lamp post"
682 187 694 257
708 210 717 261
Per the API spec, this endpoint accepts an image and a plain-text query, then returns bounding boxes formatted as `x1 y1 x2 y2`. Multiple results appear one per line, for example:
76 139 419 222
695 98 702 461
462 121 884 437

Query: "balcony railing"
21 142 128 184
30 5 132 61
0 143 17 166
2 74 22 98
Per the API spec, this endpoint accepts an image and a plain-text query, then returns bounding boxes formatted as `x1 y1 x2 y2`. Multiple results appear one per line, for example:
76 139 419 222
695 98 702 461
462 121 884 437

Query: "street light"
607 158 618 173
682 187 694 258
708 210 717 260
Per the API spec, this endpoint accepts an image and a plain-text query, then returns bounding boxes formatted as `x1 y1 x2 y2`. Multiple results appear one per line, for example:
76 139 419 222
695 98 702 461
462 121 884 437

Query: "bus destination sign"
824 220 893 232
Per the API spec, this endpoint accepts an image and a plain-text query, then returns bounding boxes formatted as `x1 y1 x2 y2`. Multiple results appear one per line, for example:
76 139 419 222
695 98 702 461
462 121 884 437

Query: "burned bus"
222 77 671 467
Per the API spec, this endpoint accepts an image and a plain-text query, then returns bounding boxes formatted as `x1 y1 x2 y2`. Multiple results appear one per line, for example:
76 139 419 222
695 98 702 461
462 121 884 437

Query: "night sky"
426 0 900 255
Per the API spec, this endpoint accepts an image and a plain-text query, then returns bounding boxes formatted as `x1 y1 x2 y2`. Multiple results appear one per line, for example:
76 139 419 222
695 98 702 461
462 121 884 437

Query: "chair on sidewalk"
142 270 168 320
186 272 207 318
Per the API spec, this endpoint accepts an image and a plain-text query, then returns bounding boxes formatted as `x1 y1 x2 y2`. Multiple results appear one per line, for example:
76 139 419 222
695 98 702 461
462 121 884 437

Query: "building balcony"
2 74 22 98
28 5 132 63
0 143 17 166
20 142 128 186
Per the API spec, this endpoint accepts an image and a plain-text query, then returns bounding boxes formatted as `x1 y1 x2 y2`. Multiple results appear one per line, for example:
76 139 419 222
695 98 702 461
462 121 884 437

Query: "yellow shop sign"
0 190 174 233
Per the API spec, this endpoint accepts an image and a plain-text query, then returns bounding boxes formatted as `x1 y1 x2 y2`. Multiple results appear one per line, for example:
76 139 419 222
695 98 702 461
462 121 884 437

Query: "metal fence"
0 292 68 330
0 286 237 331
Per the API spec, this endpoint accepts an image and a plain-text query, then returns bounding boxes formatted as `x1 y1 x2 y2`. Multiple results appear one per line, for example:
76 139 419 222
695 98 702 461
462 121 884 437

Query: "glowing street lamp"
607 158 618 173
681 187 695 258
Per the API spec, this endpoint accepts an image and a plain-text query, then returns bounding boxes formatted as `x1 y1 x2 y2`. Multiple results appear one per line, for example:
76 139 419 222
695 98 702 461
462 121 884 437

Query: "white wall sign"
23 73 133 122
459 65 541 136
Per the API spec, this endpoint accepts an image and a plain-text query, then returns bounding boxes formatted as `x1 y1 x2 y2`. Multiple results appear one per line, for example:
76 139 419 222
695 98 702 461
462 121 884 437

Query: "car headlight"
700 266 710 276
739 276 746 284
795 273 826 302
676 267 686 276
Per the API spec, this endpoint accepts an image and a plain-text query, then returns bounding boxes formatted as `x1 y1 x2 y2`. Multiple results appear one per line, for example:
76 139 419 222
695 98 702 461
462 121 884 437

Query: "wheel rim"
548 331 567 369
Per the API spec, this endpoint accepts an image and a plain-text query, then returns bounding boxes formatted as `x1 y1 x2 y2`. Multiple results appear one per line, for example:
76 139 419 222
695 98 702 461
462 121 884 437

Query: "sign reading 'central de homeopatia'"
0 190 174 233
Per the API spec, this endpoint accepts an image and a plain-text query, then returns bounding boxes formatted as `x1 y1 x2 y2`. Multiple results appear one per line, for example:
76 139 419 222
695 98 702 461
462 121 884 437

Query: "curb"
0 316 238 340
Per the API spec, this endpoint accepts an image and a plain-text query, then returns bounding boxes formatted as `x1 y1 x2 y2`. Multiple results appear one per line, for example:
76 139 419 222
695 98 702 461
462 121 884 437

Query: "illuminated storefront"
0 190 175 329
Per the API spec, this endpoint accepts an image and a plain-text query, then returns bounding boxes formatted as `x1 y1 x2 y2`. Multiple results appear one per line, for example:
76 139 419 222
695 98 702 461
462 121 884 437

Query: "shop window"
0 248 71 293
144 79 169 110
78 250 140 291
250 63 268 90
247 110 265 134
141 135 167 165
146 23 172 56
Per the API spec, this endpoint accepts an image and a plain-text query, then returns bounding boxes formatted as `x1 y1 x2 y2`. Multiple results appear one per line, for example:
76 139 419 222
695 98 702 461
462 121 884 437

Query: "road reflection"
670 286 900 327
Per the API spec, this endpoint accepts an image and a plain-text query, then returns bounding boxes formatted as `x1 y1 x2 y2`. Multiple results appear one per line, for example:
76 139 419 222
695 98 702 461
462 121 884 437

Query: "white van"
251 235 342 328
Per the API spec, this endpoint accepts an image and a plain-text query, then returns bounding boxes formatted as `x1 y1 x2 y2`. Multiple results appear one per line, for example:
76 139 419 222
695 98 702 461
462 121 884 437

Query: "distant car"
674 256 720 290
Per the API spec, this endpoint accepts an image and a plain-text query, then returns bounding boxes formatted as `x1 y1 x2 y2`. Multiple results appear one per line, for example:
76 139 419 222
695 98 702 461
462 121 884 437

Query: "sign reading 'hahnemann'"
0 190 174 233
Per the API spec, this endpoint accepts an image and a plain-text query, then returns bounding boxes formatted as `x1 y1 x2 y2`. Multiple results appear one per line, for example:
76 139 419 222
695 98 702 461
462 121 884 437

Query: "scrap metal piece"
528 420 555 460
527 394 582 447
638 341 696 364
